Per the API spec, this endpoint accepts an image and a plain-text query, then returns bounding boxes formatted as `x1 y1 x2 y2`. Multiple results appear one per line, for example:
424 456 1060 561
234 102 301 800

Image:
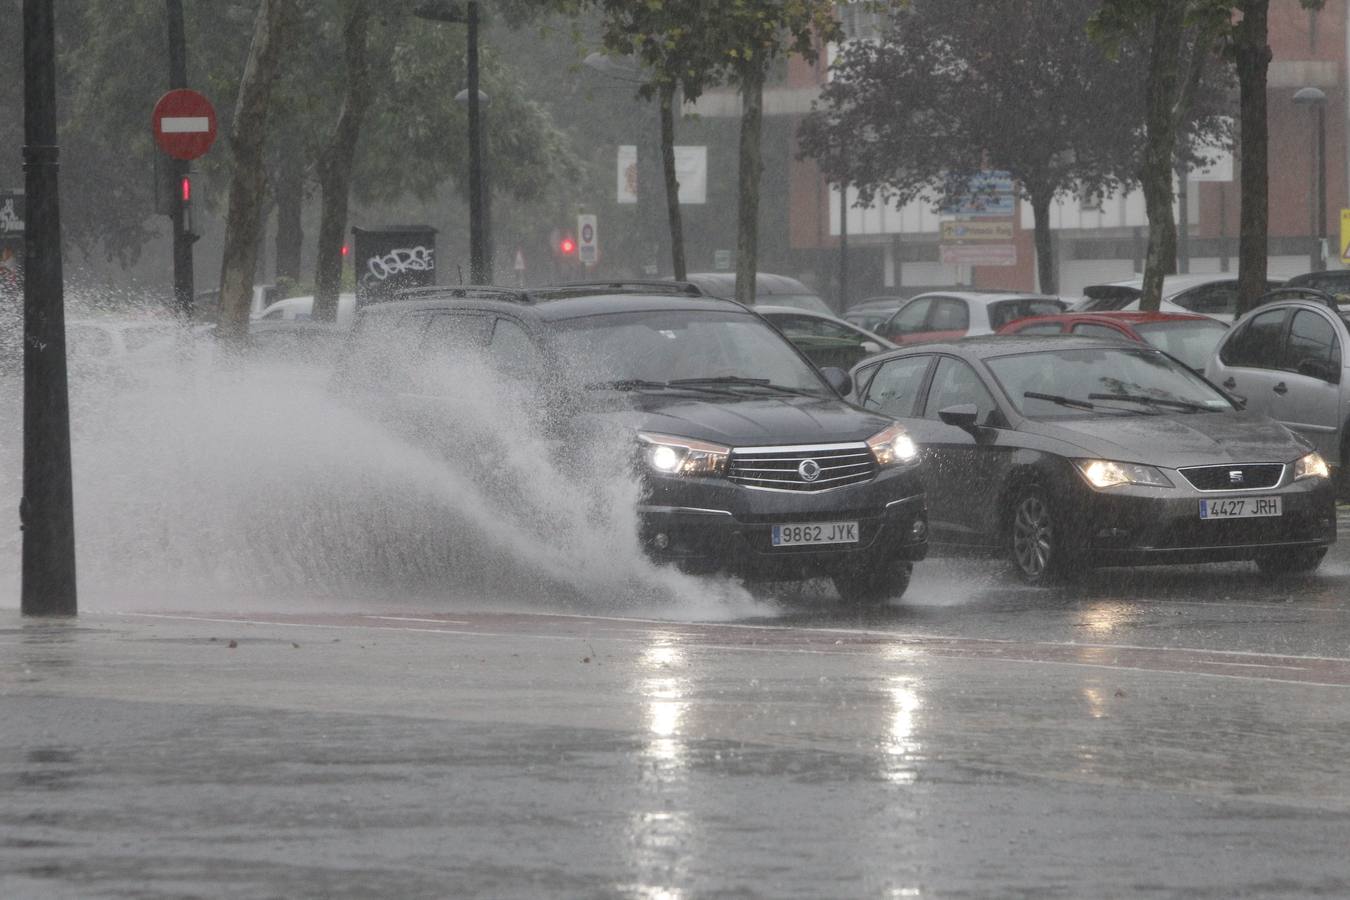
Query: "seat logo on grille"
798 459 822 482
1229 470 1244 485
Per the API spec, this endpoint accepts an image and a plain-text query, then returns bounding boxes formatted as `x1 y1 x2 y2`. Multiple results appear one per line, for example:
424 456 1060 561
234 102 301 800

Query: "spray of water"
0 310 759 618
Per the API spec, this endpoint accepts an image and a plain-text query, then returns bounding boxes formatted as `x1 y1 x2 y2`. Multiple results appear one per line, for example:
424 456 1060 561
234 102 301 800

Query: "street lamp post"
456 88 492 282
1294 86 1328 272
415 1 489 284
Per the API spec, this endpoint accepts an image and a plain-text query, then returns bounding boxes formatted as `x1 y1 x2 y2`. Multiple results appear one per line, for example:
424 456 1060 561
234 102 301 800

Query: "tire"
1254 547 1327 576
833 562 911 606
1007 487 1070 585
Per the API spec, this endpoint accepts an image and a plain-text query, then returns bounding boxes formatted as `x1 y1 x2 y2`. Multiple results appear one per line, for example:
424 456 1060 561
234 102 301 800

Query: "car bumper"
1073 476 1337 566
638 465 928 580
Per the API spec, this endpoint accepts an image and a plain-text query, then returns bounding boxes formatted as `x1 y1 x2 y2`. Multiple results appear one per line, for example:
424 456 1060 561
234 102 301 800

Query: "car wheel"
1254 547 1327 576
833 562 911 606
1008 487 1069 584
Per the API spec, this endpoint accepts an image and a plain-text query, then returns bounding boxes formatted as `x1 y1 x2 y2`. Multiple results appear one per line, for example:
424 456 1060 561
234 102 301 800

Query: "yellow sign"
1341 209 1350 264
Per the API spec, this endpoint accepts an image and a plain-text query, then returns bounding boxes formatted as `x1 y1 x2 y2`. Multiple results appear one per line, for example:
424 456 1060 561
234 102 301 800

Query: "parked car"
843 297 904 333
874 291 1066 344
333 282 928 603
756 305 894 371
1206 287 1350 479
681 272 834 315
252 292 357 328
1284 269 1350 297
1074 275 1283 323
998 310 1228 372
850 335 1336 581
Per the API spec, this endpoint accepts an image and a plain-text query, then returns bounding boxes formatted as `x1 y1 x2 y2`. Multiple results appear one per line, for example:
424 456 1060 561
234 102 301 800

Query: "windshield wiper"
1023 391 1140 415
583 379 672 392
668 376 820 396
1087 392 1211 413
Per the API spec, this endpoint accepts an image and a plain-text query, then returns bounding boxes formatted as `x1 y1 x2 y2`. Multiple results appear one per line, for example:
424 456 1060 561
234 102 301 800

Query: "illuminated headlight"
867 424 920 467
1075 459 1173 489
637 432 730 477
1295 451 1330 481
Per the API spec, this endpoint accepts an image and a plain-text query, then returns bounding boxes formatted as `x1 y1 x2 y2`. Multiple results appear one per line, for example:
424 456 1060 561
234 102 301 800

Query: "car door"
856 353 934 418
1273 308 1343 460
1207 306 1290 419
397 312 494 450
924 297 971 342
879 297 933 343
902 356 1008 546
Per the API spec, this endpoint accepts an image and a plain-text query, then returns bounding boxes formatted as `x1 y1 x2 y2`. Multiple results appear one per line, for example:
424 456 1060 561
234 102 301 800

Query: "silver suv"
1206 289 1349 475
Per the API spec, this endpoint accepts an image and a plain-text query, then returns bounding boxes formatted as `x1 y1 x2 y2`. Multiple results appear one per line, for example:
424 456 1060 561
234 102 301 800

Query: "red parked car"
997 311 1229 372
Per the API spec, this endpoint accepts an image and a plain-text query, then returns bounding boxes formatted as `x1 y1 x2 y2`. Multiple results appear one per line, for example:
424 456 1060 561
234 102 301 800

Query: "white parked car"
1074 275 1284 324
252 292 357 328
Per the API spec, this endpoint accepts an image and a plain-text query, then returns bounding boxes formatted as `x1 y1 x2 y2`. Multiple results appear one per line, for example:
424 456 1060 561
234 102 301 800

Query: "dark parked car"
333 282 929 603
756 305 894 371
681 272 834 315
1283 270 1350 297
850 335 1336 582
998 310 1228 372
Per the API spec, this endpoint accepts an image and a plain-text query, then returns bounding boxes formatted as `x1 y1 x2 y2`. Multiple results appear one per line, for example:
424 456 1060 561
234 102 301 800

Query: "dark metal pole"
1315 104 1328 271
166 0 195 316
481 104 493 283
466 0 485 284
21 0 78 616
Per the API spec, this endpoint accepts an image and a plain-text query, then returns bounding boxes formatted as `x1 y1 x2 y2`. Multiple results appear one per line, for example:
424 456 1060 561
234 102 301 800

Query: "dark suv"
332 282 928 603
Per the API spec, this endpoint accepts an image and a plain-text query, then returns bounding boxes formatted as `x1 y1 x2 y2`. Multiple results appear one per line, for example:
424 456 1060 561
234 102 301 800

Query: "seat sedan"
851 336 1336 582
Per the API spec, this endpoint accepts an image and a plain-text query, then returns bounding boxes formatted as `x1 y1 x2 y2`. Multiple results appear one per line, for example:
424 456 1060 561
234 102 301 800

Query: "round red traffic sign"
152 89 218 161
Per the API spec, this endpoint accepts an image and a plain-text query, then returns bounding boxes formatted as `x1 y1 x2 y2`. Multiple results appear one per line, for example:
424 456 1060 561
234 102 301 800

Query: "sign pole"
165 0 196 318
21 0 78 617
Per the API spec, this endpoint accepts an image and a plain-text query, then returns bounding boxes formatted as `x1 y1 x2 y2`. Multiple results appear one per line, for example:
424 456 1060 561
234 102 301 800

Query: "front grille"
1178 463 1284 492
727 443 877 492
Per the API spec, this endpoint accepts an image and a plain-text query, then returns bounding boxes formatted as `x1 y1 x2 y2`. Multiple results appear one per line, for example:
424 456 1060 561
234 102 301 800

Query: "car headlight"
1294 451 1330 481
867 423 920 467
637 432 730 477
1074 459 1173 489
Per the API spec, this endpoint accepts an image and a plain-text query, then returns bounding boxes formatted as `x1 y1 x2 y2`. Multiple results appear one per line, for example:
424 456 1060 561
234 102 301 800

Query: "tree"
801 0 1230 297
218 0 299 343
714 1 841 306
1093 0 1324 313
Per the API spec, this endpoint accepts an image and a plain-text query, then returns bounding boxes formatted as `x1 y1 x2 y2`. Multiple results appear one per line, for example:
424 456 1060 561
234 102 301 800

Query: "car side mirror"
938 403 980 430
820 366 853 396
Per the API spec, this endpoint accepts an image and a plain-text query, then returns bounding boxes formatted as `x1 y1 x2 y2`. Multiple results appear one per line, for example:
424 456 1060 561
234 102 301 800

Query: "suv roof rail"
529 280 705 299
391 284 532 303
1255 286 1340 312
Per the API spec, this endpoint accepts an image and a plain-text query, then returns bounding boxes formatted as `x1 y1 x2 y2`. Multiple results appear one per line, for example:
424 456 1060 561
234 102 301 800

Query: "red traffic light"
180 176 191 203
559 236 577 255
340 243 350 257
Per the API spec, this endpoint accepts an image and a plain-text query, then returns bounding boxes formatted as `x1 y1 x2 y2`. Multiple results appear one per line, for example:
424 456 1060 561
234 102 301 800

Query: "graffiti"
361 245 434 286
0 197 23 233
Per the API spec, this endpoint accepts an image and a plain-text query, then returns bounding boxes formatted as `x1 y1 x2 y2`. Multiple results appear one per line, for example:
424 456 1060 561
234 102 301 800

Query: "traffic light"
180 175 191 203
559 235 577 256
340 243 350 258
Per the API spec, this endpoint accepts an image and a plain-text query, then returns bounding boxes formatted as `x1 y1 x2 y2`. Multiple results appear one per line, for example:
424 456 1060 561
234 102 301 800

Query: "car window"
923 356 998 425
260 307 286 321
987 299 1066 329
861 355 930 416
1285 310 1342 381
1221 308 1288 369
1010 322 1065 335
1174 283 1237 316
772 314 858 342
488 318 544 384
885 298 932 336
1072 323 1129 341
929 299 969 331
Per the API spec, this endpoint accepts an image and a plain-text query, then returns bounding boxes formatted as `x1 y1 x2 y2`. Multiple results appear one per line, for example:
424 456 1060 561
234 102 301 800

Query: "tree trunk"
1234 0 1271 316
734 64 765 307
274 151 304 285
1030 190 1056 296
659 81 686 281
218 0 297 344
1138 4 1186 311
313 0 373 322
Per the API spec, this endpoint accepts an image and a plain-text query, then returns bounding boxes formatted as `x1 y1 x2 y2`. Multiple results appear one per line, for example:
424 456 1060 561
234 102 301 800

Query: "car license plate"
771 521 859 547
1199 497 1282 519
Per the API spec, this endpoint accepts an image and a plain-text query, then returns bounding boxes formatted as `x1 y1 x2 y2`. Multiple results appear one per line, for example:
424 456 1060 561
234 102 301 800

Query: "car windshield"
985 346 1233 418
553 309 829 395
1132 319 1228 370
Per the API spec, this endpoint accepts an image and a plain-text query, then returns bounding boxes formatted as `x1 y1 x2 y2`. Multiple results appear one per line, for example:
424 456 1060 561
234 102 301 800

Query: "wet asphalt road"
5 535 1350 898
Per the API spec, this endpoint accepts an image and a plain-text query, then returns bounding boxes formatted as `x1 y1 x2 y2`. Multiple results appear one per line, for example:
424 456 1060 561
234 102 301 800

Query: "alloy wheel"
1012 493 1054 578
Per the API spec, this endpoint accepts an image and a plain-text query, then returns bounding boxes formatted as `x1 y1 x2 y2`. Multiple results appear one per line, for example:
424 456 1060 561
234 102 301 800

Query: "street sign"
152 89 218 161
940 243 1017 266
1340 209 1350 265
713 249 732 271
577 214 598 265
940 219 1014 242
513 248 526 271
940 171 1016 218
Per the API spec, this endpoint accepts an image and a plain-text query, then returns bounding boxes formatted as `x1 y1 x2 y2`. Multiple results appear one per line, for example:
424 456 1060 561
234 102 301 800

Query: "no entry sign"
152 89 218 161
